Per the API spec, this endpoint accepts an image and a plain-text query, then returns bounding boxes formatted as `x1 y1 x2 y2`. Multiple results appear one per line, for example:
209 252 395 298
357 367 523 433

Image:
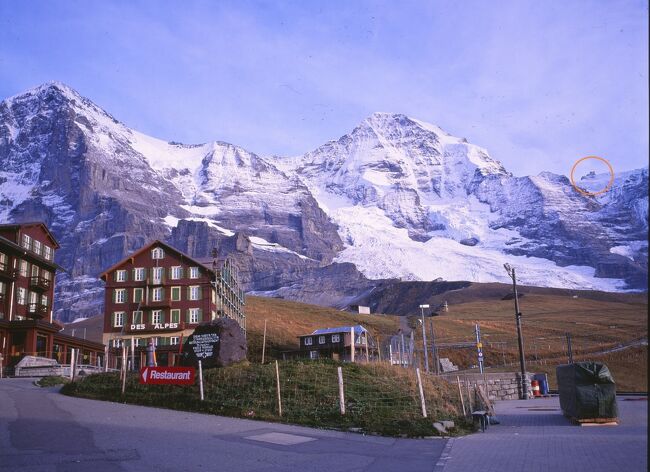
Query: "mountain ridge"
0 83 647 321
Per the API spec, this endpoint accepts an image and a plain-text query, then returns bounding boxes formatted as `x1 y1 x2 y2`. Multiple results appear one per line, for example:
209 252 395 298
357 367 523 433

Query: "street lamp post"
504 263 528 399
419 304 430 373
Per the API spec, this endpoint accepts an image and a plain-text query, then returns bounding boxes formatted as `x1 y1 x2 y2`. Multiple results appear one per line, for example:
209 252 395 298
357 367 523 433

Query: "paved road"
439 395 647 472
0 378 446 471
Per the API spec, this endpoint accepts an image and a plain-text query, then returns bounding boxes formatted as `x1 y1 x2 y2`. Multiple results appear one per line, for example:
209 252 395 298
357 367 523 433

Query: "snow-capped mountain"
0 83 646 321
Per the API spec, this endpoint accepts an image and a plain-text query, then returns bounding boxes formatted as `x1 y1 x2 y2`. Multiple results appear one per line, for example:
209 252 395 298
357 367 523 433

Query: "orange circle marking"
569 156 615 197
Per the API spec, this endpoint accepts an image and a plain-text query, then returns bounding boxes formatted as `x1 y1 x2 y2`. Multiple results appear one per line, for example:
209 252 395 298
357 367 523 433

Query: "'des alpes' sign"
139 366 195 385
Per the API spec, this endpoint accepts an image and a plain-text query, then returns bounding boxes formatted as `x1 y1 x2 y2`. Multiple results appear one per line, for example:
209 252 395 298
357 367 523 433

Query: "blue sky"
0 0 647 176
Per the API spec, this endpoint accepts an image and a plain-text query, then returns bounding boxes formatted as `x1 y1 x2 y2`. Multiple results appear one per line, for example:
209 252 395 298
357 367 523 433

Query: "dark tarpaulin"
556 362 618 420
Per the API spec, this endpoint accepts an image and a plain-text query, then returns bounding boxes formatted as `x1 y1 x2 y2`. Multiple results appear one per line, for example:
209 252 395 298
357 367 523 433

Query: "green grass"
35 376 70 387
61 360 472 437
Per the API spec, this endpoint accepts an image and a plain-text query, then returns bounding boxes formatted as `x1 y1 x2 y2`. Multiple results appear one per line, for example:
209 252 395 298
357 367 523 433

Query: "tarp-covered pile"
556 362 618 420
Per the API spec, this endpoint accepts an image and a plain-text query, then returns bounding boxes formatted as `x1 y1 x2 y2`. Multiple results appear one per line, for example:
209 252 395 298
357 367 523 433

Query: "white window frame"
152 287 163 302
32 239 42 256
21 234 31 250
41 294 49 307
114 312 125 327
151 247 164 259
318 335 326 344
29 291 38 304
189 308 199 324
171 309 181 324
332 334 340 343
134 267 145 281
132 310 143 324
171 286 181 301
310 350 319 359
19 260 28 277
152 266 163 283
43 245 52 260
112 339 122 348
133 288 143 303
189 266 199 279
171 266 182 280
17 287 26 305
116 270 127 282
189 285 200 301
304 336 313 346
170 336 179 346
152 310 163 324
115 289 126 304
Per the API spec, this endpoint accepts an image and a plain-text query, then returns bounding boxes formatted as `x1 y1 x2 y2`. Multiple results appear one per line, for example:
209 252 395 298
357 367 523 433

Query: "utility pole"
475 323 484 373
419 304 430 373
504 263 528 400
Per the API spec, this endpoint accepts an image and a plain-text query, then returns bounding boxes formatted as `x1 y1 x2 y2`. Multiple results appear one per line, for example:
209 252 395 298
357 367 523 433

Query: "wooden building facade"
0 222 105 372
101 240 245 368
292 325 375 362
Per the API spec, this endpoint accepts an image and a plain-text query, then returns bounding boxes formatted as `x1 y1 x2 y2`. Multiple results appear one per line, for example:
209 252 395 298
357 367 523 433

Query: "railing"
0 262 17 280
139 299 171 308
26 302 49 319
29 275 51 291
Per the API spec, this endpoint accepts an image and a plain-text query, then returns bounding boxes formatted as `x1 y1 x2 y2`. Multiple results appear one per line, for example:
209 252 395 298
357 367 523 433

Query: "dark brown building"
0 222 105 372
294 325 374 362
101 240 245 368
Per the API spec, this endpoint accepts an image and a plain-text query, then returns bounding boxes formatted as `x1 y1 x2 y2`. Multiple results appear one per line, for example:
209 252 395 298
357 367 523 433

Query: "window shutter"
186 309 191 323
131 268 136 281
113 271 117 282
187 286 191 300
112 290 116 303
197 286 202 300
124 270 128 282
111 313 115 327
161 288 165 300
197 308 203 322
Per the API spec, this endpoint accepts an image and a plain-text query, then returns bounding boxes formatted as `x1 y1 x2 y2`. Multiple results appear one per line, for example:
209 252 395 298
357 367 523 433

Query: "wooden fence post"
416 368 427 418
465 380 473 412
261 319 267 364
457 375 466 417
275 360 282 417
198 360 204 401
377 335 382 362
337 366 345 415
121 346 128 395
69 348 75 381
365 331 370 362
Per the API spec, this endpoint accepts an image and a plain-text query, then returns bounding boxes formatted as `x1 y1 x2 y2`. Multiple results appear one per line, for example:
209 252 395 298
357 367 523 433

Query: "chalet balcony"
0 262 18 281
27 302 49 319
29 275 51 292
139 299 171 308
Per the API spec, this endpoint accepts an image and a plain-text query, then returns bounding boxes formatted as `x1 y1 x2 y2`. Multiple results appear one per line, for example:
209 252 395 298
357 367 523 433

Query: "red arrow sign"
139 366 195 385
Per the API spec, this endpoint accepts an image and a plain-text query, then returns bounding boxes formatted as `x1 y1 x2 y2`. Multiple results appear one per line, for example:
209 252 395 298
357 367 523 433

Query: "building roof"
299 325 368 337
0 222 60 248
99 240 215 280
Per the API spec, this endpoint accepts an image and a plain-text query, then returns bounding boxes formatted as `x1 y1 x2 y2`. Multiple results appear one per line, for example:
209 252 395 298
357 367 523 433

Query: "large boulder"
181 318 247 368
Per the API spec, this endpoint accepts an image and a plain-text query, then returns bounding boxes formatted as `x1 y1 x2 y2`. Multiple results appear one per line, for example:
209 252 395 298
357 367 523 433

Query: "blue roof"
310 325 367 336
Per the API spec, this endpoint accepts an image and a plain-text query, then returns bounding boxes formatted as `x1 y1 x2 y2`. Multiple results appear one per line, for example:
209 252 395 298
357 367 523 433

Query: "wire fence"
66 360 469 436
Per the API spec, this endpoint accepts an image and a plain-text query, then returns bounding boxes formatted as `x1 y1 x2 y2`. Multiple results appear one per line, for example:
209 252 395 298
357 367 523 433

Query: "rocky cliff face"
0 83 646 321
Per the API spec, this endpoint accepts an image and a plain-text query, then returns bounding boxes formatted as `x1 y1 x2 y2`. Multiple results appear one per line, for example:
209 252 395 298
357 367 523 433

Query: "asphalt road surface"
0 378 447 471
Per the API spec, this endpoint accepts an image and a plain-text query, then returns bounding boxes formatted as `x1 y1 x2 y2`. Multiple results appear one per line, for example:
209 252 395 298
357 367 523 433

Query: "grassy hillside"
245 296 400 361
62 360 470 437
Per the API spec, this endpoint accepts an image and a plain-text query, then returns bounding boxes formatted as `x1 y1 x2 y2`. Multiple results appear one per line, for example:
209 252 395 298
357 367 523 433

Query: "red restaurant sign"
139 366 195 385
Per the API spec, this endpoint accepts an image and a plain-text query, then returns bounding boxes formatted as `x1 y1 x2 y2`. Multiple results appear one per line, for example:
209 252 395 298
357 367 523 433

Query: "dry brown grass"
245 296 400 361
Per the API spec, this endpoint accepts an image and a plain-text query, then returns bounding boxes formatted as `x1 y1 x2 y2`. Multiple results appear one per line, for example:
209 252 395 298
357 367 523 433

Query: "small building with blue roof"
292 324 375 362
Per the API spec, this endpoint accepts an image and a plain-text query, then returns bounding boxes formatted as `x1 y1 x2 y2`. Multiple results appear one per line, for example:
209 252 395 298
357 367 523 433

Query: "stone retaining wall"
440 371 535 401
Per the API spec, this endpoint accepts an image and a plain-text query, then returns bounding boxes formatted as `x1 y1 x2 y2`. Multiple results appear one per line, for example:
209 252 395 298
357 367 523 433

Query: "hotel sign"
139 366 195 385
129 323 180 331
